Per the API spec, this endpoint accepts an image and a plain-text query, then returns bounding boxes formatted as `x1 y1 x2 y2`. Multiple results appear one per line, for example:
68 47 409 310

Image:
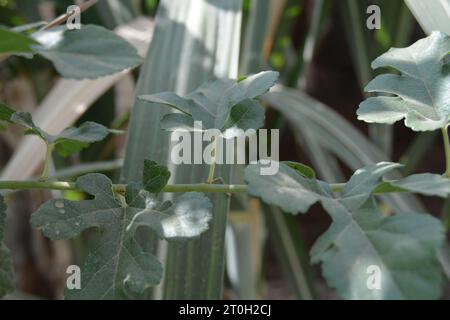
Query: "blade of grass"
297 0 326 87
227 198 266 299
240 0 272 74
121 0 242 299
262 204 316 299
405 0 450 35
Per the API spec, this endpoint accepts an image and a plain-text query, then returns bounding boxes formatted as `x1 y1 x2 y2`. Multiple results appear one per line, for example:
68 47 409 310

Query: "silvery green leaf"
53 122 110 157
31 174 162 299
0 195 14 298
2 104 110 156
217 70 278 125
316 163 445 299
31 173 212 299
138 92 193 114
245 161 445 299
0 27 37 55
357 31 450 131
142 159 170 194
341 162 402 208
222 99 265 133
138 71 278 131
187 78 236 129
228 71 280 104
161 113 196 132
391 173 450 198
10 111 49 141
31 25 143 79
311 197 444 299
244 161 330 214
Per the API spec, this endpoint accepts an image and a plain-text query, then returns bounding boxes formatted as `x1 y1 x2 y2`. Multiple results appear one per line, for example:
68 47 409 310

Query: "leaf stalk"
207 136 217 183
0 180 408 196
39 143 54 181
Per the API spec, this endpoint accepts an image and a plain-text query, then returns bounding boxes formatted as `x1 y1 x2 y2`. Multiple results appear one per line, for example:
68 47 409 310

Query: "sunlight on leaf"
357 31 450 131
31 25 143 79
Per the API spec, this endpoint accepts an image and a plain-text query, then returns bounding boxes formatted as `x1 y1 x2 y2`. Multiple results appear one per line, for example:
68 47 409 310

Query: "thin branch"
41 0 99 31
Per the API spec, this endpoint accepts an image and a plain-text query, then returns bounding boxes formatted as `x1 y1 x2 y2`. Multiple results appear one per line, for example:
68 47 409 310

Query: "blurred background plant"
0 0 449 299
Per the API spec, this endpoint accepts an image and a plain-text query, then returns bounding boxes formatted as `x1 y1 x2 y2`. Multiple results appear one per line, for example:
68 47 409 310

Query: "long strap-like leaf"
122 0 242 299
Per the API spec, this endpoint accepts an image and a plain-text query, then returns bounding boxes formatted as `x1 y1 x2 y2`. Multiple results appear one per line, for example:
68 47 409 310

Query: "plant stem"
41 0 99 30
0 180 406 195
0 180 245 194
0 180 76 191
40 143 54 181
207 137 217 183
442 127 450 177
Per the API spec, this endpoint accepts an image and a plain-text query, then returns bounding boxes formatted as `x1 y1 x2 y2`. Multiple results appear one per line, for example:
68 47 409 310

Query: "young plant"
138 70 279 182
357 31 450 173
0 17 449 300
0 103 112 180
30 161 213 299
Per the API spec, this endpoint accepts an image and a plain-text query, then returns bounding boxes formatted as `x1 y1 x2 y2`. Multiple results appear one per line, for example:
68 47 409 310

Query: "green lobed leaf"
245 161 445 299
139 92 193 115
142 159 171 194
31 25 143 79
222 99 265 134
53 122 110 157
340 162 402 208
390 173 450 198
0 27 38 55
31 173 212 299
244 162 331 214
215 71 278 127
357 31 450 131
10 111 49 141
311 197 444 299
0 195 15 298
2 103 110 157
138 71 278 133
160 113 196 132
